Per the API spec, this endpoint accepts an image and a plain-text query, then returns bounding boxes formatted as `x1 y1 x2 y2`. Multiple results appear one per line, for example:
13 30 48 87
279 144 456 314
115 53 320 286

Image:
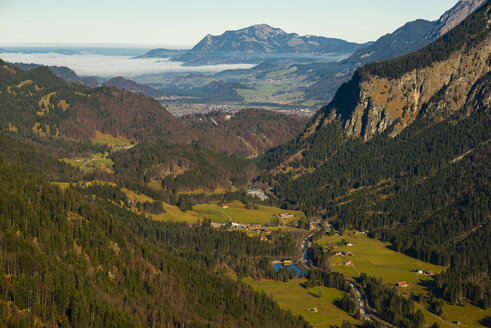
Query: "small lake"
274 263 304 278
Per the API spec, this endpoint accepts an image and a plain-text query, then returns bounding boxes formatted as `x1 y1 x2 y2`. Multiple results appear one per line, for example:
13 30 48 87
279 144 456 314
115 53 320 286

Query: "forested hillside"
0 3 489 327
0 153 310 327
259 2 490 311
110 142 256 191
0 61 307 156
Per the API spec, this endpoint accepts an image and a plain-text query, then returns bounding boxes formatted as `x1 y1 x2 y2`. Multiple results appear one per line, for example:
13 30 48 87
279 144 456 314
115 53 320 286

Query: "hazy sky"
0 0 458 47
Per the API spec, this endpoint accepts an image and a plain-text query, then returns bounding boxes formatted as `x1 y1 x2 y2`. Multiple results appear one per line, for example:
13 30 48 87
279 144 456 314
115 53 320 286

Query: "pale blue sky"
0 0 458 47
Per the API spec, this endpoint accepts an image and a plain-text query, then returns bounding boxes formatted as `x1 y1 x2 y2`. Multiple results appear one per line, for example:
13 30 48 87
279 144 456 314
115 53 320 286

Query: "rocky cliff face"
427 0 487 39
313 4 490 140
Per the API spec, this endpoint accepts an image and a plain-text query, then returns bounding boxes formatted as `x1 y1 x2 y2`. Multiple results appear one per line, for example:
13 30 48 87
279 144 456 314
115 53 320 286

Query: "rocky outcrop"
427 0 487 40
315 3 490 140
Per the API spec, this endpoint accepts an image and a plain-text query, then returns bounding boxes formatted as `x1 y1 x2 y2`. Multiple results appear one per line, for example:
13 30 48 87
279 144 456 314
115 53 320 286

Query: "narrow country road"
414 302 457 328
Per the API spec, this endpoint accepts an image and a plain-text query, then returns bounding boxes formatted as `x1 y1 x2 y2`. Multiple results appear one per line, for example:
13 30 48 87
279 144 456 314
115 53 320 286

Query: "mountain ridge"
427 0 487 39
315 0 490 140
342 0 487 68
143 24 367 64
307 0 487 101
0 61 308 156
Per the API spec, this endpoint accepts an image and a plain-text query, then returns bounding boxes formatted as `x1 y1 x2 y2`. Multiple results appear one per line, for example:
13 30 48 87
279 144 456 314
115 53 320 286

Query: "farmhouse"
115 144 134 150
273 212 294 219
343 261 352 266
231 222 244 229
397 281 409 288
335 251 353 256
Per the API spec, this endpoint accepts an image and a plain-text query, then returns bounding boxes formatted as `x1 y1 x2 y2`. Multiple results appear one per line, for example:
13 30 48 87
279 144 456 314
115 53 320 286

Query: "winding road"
299 219 394 326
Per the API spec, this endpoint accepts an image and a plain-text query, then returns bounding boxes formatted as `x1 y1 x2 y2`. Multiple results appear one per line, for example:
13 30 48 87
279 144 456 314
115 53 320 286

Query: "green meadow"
317 232 445 290
193 200 305 224
63 152 114 173
317 232 490 327
243 278 360 328
90 131 134 147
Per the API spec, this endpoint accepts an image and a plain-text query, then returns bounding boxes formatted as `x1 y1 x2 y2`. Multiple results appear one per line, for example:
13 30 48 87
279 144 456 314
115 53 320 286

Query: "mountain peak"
427 0 486 39
248 24 285 35
173 24 364 64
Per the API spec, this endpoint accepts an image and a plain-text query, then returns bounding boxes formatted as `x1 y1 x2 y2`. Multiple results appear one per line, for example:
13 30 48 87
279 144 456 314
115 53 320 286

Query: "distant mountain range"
143 24 368 64
13 63 100 87
103 76 162 97
135 48 185 59
341 19 435 67
8 0 485 108
141 1 485 67
342 0 486 67
307 0 487 100
259 6 490 316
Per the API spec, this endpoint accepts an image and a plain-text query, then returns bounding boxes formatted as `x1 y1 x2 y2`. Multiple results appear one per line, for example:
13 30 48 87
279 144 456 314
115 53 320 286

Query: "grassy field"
153 203 202 223
317 232 445 293
425 301 490 328
317 232 490 327
52 182 71 190
237 81 304 105
63 153 114 173
177 186 238 195
122 188 202 223
244 278 360 328
193 200 305 224
90 131 134 147
120 188 305 225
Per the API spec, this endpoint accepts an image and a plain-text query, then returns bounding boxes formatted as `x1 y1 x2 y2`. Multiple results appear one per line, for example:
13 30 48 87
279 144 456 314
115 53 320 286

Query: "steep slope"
316 1 490 140
427 0 486 39
0 61 307 156
307 0 486 102
169 24 365 64
110 142 257 192
0 154 311 327
343 0 487 68
182 109 309 155
14 62 100 87
103 76 162 97
342 19 435 67
259 5 490 311
266 1 490 177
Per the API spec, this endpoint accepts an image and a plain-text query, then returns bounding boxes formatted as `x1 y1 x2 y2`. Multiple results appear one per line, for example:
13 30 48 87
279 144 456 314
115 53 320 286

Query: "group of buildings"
224 222 272 241
272 212 294 219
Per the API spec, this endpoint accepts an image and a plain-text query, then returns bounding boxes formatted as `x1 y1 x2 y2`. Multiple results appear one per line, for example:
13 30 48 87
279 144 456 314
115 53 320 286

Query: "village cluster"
220 222 273 241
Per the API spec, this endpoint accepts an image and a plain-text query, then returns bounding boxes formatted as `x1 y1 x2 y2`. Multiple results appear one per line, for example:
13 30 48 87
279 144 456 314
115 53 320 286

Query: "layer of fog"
0 52 254 78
